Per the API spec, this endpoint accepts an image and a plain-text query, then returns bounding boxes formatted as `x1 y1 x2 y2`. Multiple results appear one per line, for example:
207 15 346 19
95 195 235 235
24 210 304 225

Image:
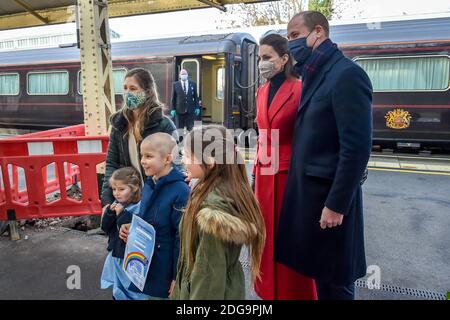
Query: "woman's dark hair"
259 33 297 79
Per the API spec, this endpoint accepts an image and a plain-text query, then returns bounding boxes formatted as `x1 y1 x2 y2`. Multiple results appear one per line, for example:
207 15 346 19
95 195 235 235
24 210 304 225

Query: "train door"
179 56 225 125
232 39 259 130
200 55 225 124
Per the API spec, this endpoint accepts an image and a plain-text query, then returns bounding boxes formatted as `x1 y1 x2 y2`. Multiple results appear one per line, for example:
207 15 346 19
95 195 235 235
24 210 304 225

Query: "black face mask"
288 30 314 64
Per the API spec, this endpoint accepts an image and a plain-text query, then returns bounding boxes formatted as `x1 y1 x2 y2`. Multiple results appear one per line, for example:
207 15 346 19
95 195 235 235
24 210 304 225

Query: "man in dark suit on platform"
275 11 373 300
170 69 201 131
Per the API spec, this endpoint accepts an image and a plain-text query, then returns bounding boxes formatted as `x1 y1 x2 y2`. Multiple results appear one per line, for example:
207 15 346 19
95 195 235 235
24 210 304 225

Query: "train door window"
181 59 200 90
216 67 225 100
0 73 19 95
355 55 450 91
78 68 127 95
27 70 69 95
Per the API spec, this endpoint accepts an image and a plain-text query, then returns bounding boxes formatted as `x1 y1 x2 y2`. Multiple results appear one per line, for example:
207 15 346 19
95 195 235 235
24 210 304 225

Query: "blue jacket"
128 167 190 297
275 49 373 285
101 201 140 259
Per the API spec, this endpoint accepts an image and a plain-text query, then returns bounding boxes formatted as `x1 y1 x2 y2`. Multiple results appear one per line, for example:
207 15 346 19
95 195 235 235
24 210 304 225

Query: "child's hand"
184 171 192 184
110 203 117 211
114 203 124 215
119 223 131 242
102 204 110 215
168 280 176 297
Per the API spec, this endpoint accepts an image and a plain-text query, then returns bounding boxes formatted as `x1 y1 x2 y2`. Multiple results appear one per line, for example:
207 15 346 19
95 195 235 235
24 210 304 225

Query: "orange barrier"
0 125 108 221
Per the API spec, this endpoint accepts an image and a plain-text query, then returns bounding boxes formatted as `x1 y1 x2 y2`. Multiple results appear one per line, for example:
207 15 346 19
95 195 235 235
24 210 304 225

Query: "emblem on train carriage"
385 109 412 130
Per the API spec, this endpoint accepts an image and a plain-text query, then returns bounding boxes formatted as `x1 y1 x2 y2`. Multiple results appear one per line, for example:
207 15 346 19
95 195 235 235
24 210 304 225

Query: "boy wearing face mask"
253 33 318 300
170 69 201 131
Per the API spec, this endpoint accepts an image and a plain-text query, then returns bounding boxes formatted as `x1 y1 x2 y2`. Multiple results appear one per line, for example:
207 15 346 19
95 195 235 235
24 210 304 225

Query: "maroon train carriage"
278 17 450 150
0 33 258 134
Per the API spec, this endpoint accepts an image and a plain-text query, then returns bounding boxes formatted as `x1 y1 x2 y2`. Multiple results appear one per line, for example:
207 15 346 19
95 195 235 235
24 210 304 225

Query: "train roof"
0 32 256 66
277 17 450 46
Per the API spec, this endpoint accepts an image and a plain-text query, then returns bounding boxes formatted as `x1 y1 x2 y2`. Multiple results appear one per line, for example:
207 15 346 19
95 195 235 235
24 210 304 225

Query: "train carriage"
278 17 450 150
0 32 258 133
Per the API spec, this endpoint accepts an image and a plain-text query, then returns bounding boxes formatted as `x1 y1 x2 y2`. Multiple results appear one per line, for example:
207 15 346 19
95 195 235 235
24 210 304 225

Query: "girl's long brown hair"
114 68 163 142
180 125 266 284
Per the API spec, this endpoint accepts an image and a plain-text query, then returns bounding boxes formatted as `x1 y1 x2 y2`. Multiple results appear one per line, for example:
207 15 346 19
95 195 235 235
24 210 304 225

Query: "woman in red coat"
253 34 317 300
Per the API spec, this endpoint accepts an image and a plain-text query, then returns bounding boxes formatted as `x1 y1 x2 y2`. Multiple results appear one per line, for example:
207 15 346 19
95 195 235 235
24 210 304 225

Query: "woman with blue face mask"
253 33 318 301
101 68 178 211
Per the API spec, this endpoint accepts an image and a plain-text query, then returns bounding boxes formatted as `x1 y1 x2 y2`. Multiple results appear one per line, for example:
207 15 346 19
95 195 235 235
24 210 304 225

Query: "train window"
216 67 225 100
113 68 127 94
355 55 450 92
78 68 126 95
0 73 19 95
27 71 69 95
181 59 200 90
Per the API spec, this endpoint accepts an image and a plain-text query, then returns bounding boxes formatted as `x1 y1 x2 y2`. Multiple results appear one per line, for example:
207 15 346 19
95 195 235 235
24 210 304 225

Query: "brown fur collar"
196 207 257 245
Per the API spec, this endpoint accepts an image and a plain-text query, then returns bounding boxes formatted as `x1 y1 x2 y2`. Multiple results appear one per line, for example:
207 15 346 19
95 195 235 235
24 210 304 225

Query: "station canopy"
0 0 273 30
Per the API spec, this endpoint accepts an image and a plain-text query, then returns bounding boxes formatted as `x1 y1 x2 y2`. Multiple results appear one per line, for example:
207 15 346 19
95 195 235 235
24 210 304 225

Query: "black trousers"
176 113 195 131
316 280 355 300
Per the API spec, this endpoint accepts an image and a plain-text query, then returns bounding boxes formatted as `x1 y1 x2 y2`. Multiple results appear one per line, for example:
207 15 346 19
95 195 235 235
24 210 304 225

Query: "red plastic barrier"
0 125 108 221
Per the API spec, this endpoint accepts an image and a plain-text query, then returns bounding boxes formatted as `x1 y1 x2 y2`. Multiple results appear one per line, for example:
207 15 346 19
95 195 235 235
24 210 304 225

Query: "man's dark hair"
292 11 330 37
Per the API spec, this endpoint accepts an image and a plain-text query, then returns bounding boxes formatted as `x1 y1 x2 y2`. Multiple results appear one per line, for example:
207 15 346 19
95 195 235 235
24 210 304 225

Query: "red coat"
254 78 317 300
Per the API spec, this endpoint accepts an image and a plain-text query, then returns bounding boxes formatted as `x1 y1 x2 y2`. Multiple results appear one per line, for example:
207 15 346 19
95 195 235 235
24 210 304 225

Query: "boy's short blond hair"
141 132 177 158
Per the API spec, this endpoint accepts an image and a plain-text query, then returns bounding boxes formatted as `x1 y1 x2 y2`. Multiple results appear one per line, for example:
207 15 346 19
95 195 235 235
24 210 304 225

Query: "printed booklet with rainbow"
123 214 156 291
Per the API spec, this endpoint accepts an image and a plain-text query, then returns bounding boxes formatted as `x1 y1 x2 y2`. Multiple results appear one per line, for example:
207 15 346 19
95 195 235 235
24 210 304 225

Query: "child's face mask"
124 91 146 110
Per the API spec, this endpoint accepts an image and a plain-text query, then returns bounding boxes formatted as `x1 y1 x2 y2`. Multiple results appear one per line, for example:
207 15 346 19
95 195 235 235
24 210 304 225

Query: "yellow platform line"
368 167 450 176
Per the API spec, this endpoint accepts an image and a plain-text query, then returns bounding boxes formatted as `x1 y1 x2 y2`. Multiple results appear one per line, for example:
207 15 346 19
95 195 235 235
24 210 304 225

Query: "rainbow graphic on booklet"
123 252 148 272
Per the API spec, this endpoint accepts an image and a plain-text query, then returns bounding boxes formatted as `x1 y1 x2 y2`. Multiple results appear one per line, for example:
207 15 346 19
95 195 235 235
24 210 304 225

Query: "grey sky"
0 0 449 41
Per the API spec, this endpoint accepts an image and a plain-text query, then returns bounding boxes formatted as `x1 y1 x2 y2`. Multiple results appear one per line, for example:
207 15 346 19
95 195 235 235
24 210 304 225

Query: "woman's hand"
168 280 176 297
119 223 131 242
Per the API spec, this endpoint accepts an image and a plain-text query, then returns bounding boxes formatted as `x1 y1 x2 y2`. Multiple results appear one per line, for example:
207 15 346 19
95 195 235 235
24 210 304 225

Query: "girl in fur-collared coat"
171 125 266 300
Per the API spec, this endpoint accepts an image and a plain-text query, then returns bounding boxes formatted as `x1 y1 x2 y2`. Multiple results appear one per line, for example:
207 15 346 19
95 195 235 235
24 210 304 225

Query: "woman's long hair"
115 68 163 142
260 33 298 79
180 125 266 284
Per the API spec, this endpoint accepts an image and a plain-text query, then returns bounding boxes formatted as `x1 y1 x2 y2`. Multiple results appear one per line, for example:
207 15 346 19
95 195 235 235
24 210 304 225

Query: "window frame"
77 70 82 95
112 67 127 95
0 72 20 96
181 59 200 89
215 66 225 101
353 54 450 93
77 67 127 95
27 70 69 96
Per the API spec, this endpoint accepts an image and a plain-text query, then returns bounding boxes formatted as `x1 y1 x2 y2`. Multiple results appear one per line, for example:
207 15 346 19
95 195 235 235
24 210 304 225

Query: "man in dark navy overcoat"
275 11 373 300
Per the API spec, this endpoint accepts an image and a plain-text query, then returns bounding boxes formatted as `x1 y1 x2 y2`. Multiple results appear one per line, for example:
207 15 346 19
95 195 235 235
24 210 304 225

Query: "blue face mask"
288 30 314 64
180 74 188 81
124 91 146 110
